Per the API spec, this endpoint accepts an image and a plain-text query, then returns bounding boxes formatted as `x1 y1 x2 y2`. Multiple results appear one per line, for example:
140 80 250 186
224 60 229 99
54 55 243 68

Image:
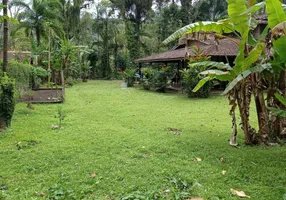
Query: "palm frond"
162 20 234 45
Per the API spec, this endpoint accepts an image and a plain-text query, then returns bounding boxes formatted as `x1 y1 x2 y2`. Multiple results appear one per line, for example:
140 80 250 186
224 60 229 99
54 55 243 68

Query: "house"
134 32 239 87
0 51 31 62
135 32 238 67
135 14 268 87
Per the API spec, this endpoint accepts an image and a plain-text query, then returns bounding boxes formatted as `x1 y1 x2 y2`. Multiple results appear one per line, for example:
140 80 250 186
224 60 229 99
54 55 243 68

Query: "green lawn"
0 80 285 199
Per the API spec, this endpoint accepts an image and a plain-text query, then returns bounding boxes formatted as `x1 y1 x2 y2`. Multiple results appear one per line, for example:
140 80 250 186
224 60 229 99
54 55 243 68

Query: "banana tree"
268 93 286 117
163 0 286 145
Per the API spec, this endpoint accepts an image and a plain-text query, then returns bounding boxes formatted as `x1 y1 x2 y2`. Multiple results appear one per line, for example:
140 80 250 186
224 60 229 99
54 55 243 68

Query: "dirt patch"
19 88 64 103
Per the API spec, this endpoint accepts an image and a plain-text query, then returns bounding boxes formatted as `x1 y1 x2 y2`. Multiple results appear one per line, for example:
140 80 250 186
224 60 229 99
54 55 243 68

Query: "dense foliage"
181 46 213 98
0 74 15 128
0 60 48 90
149 68 169 92
164 0 286 145
1 0 228 80
122 68 136 87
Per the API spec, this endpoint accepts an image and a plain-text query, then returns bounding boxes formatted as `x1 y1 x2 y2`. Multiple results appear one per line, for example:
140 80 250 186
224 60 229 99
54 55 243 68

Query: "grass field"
0 80 285 199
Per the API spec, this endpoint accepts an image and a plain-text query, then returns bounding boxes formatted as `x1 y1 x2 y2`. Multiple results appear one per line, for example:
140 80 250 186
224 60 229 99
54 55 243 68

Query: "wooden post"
60 70 65 103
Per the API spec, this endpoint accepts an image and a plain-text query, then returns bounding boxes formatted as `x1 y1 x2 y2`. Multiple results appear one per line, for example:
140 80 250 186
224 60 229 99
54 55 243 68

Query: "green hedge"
0 60 48 90
0 60 32 89
0 75 16 128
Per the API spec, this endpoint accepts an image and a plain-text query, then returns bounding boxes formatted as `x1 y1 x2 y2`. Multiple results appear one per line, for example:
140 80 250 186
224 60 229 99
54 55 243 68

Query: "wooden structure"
135 33 239 87
134 33 238 67
19 88 64 103
0 51 31 62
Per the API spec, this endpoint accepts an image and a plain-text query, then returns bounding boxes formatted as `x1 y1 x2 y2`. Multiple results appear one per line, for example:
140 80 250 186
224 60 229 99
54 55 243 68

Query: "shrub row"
0 75 15 128
0 60 48 90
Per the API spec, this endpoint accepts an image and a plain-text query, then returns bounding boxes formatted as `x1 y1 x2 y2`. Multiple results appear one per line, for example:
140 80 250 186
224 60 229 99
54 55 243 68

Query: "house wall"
0 51 31 62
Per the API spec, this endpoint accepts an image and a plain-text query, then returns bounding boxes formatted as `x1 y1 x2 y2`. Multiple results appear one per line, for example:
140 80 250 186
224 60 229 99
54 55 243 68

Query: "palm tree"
11 0 64 46
59 0 94 41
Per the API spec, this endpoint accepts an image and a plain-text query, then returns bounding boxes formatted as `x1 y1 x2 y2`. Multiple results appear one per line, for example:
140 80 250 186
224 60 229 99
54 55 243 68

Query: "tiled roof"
134 48 186 63
135 38 239 63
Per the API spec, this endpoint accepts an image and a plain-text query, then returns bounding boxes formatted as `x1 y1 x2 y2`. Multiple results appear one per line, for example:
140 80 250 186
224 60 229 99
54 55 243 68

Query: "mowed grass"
0 80 285 199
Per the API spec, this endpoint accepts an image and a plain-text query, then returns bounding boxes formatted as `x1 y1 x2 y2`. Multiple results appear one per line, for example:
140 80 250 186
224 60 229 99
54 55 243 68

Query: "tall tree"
193 0 227 21
2 0 8 73
59 0 94 41
156 2 182 48
110 0 153 60
11 0 64 46
92 0 120 78
179 0 192 25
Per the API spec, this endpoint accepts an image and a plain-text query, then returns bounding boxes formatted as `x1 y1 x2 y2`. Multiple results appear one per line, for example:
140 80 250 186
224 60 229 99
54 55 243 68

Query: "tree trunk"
237 80 257 144
275 70 286 138
252 73 269 144
228 91 238 146
36 25 41 47
60 70 65 103
48 26 51 83
3 0 8 74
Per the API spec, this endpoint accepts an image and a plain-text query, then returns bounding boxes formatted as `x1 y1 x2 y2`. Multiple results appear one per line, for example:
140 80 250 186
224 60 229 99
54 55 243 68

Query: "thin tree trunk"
60 70 65 103
3 0 8 74
228 91 238 146
36 25 41 46
237 80 256 144
48 26 51 83
276 70 286 137
253 73 269 144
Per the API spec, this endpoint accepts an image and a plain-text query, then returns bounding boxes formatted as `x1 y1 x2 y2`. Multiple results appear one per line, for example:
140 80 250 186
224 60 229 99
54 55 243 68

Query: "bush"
0 74 16 129
122 68 136 87
0 60 32 89
181 45 213 98
30 66 49 88
142 80 151 90
181 67 213 98
149 68 169 92
0 60 48 90
65 77 80 87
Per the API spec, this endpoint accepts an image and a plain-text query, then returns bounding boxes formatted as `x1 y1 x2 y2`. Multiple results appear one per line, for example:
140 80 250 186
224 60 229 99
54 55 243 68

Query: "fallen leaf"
35 191 45 197
187 197 204 200
220 157 225 162
222 170 227 175
230 188 250 198
164 189 170 193
195 157 202 162
91 173 97 178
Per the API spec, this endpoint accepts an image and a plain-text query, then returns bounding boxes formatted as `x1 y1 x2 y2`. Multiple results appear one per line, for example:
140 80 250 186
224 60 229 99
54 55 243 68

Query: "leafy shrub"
122 68 136 87
65 77 80 87
142 67 152 79
55 106 65 127
0 60 48 91
142 80 151 90
0 60 32 89
181 67 213 98
149 68 169 92
30 66 49 88
0 74 16 129
181 46 213 98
